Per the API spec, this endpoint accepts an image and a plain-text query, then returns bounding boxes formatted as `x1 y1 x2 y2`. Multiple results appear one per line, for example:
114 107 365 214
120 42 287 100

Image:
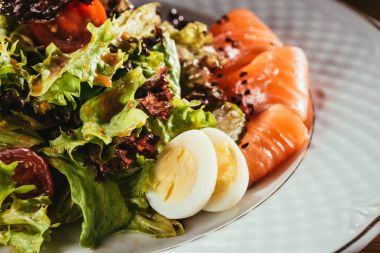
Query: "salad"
0 0 312 252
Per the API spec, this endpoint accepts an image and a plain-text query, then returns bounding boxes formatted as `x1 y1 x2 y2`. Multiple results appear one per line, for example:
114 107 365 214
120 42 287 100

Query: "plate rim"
324 1 380 252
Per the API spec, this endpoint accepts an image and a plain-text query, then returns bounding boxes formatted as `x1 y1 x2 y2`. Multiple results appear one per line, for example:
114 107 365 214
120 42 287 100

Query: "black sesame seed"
216 73 224 78
221 15 229 21
241 80 248 85
231 95 242 106
218 47 224 51
244 89 251 95
210 82 218 87
239 71 248 78
231 96 240 103
216 19 222 24
210 67 218 73
241 143 249 149
225 37 233 43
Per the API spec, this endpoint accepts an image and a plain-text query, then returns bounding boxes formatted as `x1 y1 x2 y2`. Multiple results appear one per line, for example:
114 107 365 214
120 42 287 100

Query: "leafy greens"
0 162 53 253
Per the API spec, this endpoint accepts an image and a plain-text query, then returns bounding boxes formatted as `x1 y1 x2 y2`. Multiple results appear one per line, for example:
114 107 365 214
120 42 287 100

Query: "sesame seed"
239 71 248 78
241 80 248 85
244 89 251 95
216 73 224 78
210 67 218 73
222 15 229 21
171 8 178 15
225 37 233 43
241 143 249 149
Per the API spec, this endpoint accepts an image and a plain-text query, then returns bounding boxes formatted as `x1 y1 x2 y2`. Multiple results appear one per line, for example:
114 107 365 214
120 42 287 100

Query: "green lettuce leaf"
38 73 81 108
0 16 7 38
49 186 82 225
81 104 147 145
131 33 181 97
171 22 213 51
116 155 154 209
0 162 35 207
150 98 217 142
163 20 222 91
163 35 181 97
49 129 102 160
0 196 52 253
31 21 126 96
0 39 28 87
0 162 53 253
114 3 161 40
133 50 165 77
50 67 148 156
0 161 18 206
0 129 42 149
80 67 148 144
213 102 246 142
30 3 161 97
116 156 184 237
45 152 133 248
126 211 184 238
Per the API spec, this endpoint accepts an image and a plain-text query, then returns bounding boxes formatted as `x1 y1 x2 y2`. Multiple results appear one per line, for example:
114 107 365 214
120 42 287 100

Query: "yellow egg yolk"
153 147 199 202
213 140 238 197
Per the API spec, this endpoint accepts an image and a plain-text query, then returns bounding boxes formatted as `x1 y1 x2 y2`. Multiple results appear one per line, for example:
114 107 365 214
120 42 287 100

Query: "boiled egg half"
146 130 218 219
147 128 249 219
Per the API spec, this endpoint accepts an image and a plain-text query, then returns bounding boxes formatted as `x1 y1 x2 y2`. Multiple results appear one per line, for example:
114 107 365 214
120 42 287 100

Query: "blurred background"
340 0 380 24
342 1 380 252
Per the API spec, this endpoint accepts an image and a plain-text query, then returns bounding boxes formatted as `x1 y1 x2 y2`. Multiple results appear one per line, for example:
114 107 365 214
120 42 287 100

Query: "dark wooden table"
339 2 380 252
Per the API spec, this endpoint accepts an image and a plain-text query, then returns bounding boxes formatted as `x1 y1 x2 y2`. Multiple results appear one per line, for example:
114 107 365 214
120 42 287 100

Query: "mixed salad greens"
0 0 246 252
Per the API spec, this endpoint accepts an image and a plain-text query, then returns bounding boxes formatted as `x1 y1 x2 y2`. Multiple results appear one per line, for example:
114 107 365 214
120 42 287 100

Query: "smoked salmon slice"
210 8 282 72
240 104 310 185
217 46 310 122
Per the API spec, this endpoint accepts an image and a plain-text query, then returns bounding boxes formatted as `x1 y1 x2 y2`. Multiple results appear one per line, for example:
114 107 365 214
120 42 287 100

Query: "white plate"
158 0 380 252
2 0 380 252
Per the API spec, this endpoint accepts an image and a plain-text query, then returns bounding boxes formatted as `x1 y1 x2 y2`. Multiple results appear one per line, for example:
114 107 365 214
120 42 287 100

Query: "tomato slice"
0 148 54 199
30 0 107 53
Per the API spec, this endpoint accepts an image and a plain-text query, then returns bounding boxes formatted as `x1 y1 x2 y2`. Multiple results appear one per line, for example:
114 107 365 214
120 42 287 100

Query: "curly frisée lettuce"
0 162 53 253
38 73 81 108
31 3 161 98
31 22 126 96
0 39 29 87
150 98 217 142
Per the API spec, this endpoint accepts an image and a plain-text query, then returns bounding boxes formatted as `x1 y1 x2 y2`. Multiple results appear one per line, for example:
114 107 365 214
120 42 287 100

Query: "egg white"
146 130 218 219
202 128 249 212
